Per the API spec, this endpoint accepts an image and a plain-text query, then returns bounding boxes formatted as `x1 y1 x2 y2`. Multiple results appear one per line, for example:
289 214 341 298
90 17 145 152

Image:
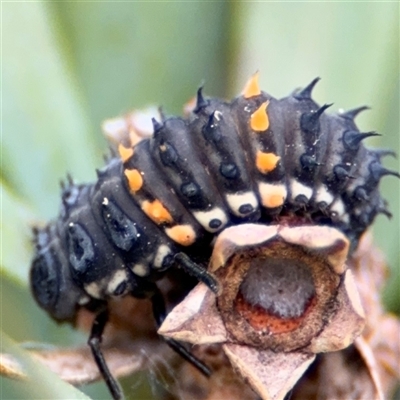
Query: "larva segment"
310 112 380 223
189 99 260 220
319 116 367 192
149 116 231 232
123 140 205 244
297 104 332 187
278 95 321 207
91 160 177 274
340 147 398 243
30 222 87 321
234 95 287 211
307 114 354 213
61 197 131 297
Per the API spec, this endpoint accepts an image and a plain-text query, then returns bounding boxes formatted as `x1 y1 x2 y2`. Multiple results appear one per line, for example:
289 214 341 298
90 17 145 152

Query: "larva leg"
150 285 211 377
174 252 219 294
88 309 123 400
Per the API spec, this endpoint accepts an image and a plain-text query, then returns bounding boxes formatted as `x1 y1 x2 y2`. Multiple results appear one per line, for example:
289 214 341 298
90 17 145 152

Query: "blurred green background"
2 2 399 399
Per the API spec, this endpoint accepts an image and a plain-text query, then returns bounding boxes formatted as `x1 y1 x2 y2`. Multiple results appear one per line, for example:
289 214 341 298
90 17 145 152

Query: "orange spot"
242 71 261 99
258 183 286 208
264 193 285 208
142 200 173 224
183 96 197 115
165 225 196 246
124 169 143 192
256 151 280 174
118 144 134 163
129 129 142 147
250 101 270 132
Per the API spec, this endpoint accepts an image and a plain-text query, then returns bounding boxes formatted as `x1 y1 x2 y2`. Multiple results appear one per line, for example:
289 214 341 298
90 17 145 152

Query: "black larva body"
30 77 398 397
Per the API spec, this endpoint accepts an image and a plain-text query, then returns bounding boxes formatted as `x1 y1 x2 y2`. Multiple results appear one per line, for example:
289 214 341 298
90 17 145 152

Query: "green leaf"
2 2 101 220
1 182 34 284
48 2 232 122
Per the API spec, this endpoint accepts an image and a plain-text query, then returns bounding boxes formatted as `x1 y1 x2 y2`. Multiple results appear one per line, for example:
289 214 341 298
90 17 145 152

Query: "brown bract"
159 224 366 400
102 107 161 148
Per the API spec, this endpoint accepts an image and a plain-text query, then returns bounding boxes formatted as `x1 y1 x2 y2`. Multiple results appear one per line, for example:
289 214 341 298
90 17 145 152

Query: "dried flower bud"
160 223 367 400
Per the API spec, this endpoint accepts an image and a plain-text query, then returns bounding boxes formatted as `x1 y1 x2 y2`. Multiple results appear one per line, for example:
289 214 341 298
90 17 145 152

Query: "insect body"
30 74 398 399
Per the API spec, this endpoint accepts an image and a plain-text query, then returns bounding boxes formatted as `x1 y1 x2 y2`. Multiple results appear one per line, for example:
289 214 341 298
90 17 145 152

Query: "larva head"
30 224 85 322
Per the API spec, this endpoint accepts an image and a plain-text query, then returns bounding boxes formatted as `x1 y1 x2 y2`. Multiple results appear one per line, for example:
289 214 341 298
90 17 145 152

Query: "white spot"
102 197 109 205
313 138 321 146
78 296 90 305
314 185 334 206
132 263 148 277
69 222 74 227
290 179 313 201
329 199 345 217
226 191 258 216
107 269 128 295
258 182 287 208
153 245 171 268
193 207 228 232
214 110 222 121
85 282 102 299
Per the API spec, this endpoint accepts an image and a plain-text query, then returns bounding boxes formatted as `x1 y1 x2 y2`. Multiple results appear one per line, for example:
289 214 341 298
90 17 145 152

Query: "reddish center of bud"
236 257 316 333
